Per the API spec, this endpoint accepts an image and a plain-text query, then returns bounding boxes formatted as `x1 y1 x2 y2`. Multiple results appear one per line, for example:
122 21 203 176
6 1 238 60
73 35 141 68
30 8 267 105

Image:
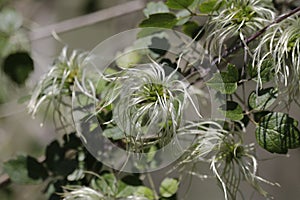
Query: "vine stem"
0 174 10 188
146 173 159 200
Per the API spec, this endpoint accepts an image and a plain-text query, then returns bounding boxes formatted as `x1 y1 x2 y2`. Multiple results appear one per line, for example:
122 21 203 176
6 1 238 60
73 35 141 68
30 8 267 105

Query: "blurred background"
0 0 299 199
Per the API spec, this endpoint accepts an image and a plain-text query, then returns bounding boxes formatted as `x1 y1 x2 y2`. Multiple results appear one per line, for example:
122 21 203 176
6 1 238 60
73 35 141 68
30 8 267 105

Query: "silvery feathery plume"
253 16 300 101
99 56 202 150
62 186 149 200
62 187 104 200
27 47 89 125
177 121 277 200
205 0 275 59
210 135 277 200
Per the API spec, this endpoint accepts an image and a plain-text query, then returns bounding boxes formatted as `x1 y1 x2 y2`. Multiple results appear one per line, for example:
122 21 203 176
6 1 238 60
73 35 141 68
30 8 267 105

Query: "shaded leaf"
159 178 179 198
121 175 143 186
116 181 136 198
148 37 170 56
3 52 34 85
3 155 47 184
92 173 118 196
182 21 203 40
206 64 239 94
143 1 169 18
219 101 244 121
102 126 125 140
256 112 300 154
26 156 48 181
139 13 178 29
166 0 194 10
45 140 77 176
248 87 278 110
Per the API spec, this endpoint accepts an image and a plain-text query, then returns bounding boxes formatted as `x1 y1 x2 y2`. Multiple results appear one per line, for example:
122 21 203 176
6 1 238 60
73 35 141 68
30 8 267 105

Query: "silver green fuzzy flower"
62 186 104 200
176 121 277 200
253 16 300 101
27 47 89 124
100 58 202 150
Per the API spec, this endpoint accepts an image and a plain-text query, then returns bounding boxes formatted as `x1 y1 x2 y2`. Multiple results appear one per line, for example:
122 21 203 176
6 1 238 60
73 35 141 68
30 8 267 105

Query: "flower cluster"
176 121 276 200
206 0 275 57
99 58 202 150
28 47 89 125
253 16 300 102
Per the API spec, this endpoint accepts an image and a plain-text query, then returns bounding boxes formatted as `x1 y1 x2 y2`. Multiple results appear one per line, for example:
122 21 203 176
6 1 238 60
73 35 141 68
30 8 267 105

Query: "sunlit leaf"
134 186 155 200
206 64 239 94
248 87 278 110
159 178 179 198
219 101 244 121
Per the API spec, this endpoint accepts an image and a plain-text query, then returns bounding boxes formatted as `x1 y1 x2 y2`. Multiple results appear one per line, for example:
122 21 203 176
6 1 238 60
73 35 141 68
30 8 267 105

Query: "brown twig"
0 174 10 188
29 0 147 40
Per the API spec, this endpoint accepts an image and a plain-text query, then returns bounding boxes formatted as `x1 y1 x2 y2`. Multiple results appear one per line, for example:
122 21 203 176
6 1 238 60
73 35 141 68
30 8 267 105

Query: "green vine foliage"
2 0 300 200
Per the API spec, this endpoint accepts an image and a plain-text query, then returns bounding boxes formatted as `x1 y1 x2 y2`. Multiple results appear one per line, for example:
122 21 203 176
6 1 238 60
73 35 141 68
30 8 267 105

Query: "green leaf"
176 9 191 26
159 178 179 198
102 126 125 140
199 0 222 13
147 145 157 163
148 37 170 56
139 13 178 29
2 52 34 85
166 0 194 10
134 186 155 200
92 173 118 196
0 34 8 54
248 60 274 83
256 112 300 154
143 1 169 18
3 155 47 184
45 140 77 176
121 175 143 186
248 87 278 110
182 21 203 41
116 181 136 198
219 101 244 121
67 169 84 181
206 64 239 94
